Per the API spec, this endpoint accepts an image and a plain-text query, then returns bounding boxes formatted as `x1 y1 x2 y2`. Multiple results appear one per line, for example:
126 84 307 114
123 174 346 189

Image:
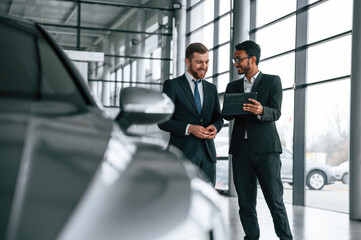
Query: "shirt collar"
244 70 260 84
185 70 201 84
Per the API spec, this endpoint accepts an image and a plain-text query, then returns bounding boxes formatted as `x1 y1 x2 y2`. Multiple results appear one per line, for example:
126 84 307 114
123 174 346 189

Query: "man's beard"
237 60 251 75
189 66 206 79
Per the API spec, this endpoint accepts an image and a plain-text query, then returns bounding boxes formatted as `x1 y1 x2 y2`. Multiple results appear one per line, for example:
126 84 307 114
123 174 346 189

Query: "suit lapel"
179 75 199 115
240 77 245 93
201 80 211 118
251 71 263 92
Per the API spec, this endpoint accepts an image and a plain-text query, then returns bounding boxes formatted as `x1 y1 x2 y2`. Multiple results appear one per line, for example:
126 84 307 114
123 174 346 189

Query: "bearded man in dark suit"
158 42 223 186
223 40 293 240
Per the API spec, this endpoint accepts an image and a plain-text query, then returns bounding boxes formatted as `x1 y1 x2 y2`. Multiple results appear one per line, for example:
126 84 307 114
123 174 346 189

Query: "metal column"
100 38 111 106
173 0 186 77
232 0 250 80
136 10 146 83
292 0 308 206
77 0 81 50
350 0 361 220
160 13 171 83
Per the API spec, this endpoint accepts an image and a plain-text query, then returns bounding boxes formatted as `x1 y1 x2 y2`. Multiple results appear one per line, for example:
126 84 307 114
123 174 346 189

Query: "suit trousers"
198 139 216 186
232 140 292 240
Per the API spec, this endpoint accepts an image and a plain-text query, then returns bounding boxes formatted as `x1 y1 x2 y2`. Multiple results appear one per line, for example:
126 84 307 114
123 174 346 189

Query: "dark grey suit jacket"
223 72 282 155
158 74 223 164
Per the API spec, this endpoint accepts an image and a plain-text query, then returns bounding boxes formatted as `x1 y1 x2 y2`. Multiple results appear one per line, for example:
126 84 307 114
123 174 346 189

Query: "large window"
255 0 352 212
216 44 230 75
305 79 350 212
189 23 214 49
255 16 296 59
303 0 352 212
256 0 296 27
218 14 231 45
189 0 215 32
278 90 295 204
307 36 352 84
307 0 353 44
258 52 295 89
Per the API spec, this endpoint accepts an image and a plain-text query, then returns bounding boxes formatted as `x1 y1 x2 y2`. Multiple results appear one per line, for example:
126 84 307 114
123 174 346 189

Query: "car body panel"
332 161 349 183
0 98 112 240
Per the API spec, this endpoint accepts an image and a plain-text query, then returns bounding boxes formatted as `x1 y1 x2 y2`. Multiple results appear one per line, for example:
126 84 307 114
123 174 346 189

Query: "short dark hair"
235 40 261 65
186 42 208 60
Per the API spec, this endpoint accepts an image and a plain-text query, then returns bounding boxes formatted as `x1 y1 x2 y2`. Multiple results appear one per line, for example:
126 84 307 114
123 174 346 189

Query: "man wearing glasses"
222 40 293 240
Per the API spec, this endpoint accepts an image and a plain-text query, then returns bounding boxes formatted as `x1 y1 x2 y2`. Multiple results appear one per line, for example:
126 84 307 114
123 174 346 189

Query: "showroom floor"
220 196 361 240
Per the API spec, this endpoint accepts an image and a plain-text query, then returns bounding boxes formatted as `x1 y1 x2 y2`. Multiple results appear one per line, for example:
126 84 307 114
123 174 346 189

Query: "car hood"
332 164 348 175
306 161 332 171
0 98 113 240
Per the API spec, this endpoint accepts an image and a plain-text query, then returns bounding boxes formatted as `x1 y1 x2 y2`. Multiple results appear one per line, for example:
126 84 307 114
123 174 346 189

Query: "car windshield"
339 161 348 168
0 21 38 97
0 20 85 106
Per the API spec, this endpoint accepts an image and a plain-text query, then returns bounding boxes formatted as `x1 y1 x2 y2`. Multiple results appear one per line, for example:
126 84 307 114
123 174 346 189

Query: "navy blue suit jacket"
158 74 223 164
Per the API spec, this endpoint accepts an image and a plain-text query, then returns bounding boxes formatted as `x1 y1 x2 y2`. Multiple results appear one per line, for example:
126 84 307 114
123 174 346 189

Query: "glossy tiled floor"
219 196 361 240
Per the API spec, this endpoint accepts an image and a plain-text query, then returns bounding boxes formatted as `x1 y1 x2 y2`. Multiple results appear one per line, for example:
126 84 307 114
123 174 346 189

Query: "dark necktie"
193 80 202 115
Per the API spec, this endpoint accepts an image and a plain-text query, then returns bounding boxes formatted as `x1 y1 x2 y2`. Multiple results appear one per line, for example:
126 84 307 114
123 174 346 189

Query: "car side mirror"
116 87 174 130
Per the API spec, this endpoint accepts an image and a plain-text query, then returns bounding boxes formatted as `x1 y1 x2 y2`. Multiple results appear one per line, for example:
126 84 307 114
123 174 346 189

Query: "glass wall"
304 0 352 213
255 16 296 59
255 0 352 212
305 79 350 212
307 36 352 84
259 53 295 89
255 0 296 27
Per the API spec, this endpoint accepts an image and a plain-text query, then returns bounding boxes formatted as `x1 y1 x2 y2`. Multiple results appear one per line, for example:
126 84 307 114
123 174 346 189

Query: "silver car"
0 15 228 240
215 146 334 190
281 148 335 190
332 161 349 184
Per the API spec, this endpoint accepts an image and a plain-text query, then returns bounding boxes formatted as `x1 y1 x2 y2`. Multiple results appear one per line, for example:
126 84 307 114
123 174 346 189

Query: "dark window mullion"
293 0 309 206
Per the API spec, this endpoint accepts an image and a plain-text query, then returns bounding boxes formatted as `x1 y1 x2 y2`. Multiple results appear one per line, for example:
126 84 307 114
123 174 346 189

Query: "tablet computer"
222 92 258 116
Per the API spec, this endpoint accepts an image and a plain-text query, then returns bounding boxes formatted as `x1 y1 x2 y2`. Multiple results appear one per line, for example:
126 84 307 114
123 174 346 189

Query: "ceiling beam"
62 3 78 24
60 0 173 11
47 29 103 37
89 0 153 49
91 8 137 47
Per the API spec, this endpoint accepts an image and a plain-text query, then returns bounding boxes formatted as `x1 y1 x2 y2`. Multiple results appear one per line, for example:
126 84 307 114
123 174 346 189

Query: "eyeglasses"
232 56 250 64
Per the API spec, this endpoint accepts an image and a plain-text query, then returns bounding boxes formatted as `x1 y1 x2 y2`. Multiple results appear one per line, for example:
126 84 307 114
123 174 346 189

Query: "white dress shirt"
185 70 204 106
244 71 260 139
185 70 204 135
